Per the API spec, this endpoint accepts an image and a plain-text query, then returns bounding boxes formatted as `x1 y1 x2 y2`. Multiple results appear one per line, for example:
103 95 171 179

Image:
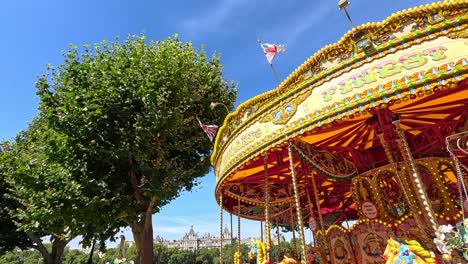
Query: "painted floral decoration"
433 221 468 261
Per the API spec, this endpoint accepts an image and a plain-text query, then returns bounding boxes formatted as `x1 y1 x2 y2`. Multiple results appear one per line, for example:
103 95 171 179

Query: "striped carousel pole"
219 193 224 264
288 144 308 264
276 218 281 263
276 219 281 246
394 120 439 237
290 207 297 258
260 221 264 243
309 170 330 262
238 198 242 264
306 191 315 246
377 133 429 235
231 213 233 245
310 171 325 233
264 155 272 260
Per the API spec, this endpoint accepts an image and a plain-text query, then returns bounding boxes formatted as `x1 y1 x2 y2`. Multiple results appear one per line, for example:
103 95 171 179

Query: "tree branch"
144 196 157 233
129 169 145 209
130 221 142 255
27 231 52 263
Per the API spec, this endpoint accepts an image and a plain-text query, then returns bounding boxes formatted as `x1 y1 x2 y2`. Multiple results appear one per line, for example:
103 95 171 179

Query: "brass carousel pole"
276 221 281 246
449 151 468 220
276 219 281 262
260 221 264 243
377 133 430 238
394 120 439 237
306 191 316 247
231 213 233 245
238 198 241 264
264 156 272 260
310 171 325 234
290 207 297 258
288 144 308 264
219 193 224 264
309 170 330 262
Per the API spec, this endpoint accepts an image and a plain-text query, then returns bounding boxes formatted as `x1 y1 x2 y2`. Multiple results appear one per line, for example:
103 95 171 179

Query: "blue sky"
0 0 437 248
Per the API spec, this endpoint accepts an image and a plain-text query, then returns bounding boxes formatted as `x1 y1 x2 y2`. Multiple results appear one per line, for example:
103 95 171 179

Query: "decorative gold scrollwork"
260 89 312 125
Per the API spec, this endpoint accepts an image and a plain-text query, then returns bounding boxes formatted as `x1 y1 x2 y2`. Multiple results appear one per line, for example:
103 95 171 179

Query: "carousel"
211 1 468 263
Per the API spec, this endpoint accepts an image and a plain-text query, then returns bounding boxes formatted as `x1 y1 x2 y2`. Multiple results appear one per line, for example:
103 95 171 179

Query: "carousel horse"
307 246 320 264
383 238 436 264
248 239 267 264
233 251 242 264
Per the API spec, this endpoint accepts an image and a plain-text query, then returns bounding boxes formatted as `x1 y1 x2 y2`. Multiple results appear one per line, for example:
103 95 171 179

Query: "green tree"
168 251 193 264
196 247 219 264
0 119 123 264
62 248 92 264
98 247 118 263
0 248 43 264
0 145 32 255
36 34 237 264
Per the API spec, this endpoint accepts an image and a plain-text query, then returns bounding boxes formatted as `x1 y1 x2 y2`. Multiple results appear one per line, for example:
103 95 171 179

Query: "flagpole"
338 0 355 28
270 64 281 84
258 38 281 84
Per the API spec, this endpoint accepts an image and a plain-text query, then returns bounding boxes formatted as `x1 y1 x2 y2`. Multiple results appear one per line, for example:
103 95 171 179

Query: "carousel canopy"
212 1 468 227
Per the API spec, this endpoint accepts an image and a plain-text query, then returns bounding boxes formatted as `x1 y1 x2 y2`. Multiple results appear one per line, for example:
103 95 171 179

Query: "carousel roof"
212 1 468 227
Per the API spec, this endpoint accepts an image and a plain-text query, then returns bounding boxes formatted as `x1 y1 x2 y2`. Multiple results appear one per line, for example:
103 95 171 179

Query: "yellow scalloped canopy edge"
211 0 467 165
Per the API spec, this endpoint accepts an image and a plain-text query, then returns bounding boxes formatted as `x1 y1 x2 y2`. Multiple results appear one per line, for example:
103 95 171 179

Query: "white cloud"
278 1 335 48
181 0 251 35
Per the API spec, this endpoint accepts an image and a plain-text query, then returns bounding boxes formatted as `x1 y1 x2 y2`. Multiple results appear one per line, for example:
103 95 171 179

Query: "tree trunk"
131 213 154 264
139 217 154 264
86 239 96 264
128 168 157 264
50 237 67 264
28 232 67 264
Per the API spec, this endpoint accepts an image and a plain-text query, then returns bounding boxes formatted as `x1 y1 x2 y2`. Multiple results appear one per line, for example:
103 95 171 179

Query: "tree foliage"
0 144 32 255
0 119 123 264
35 34 237 263
0 241 307 264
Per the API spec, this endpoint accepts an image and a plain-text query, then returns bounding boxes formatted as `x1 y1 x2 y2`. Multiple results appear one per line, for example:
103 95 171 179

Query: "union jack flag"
200 123 218 142
260 42 285 64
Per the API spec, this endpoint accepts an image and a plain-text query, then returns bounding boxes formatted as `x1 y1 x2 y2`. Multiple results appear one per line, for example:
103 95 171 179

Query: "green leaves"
38 34 236 205
0 148 32 254
33 33 237 261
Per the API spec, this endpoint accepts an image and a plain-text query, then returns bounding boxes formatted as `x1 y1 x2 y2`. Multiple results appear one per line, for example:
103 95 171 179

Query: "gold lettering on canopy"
322 45 446 102
399 52 427 70
223 128 263 163
216 38 464 182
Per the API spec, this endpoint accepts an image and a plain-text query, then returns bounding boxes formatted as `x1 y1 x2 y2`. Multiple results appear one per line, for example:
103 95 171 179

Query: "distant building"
272 233 286 245
154 225 233 251
240 234 285 246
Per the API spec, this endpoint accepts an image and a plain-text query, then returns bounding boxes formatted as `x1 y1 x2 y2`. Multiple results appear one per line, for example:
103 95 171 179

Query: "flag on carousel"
200 124 218 142
197 117 218 142
260 42 285 64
